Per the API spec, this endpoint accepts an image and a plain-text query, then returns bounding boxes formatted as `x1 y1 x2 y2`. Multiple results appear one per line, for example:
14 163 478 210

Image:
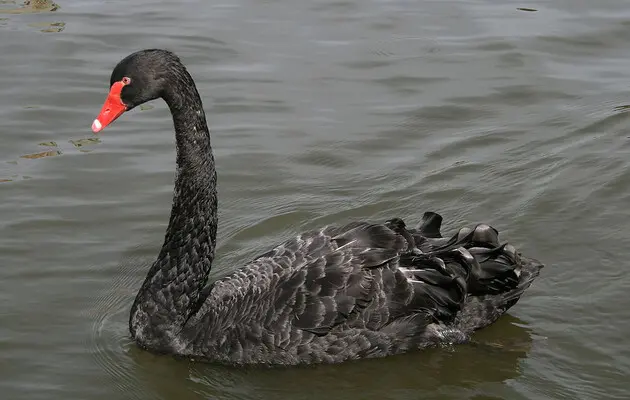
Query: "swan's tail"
454 255 543 332
386 211 544 332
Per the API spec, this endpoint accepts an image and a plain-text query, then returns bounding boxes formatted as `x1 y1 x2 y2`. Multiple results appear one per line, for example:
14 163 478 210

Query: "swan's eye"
122 77 132 85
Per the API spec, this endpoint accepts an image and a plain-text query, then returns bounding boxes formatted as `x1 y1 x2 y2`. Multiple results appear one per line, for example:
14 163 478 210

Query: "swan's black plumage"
94 49 544 366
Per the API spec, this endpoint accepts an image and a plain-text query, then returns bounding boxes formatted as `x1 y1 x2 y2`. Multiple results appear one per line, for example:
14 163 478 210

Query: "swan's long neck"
129 67 218 348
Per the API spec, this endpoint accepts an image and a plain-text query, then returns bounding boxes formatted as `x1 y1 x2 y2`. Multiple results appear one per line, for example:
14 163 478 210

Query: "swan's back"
180 212 543 365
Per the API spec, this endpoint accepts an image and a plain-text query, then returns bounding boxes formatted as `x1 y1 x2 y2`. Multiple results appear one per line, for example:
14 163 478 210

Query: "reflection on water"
126 319 534 400
154 317 533 400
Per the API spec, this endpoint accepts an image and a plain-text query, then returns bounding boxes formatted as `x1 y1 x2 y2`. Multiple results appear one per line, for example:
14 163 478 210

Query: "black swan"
91 49 544 366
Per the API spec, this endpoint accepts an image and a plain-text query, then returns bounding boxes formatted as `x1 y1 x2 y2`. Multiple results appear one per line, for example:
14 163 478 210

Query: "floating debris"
69 137 101 148
24 0 59 11
517 7 538 12
0 179 12 183
140 104 154 111
29 21 64 32
613 104 630 112
20 150 61 159
38 141 58 147
0 0 60 14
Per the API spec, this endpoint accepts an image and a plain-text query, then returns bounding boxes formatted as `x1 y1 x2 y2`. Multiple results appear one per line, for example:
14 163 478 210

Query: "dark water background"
1 1 629 399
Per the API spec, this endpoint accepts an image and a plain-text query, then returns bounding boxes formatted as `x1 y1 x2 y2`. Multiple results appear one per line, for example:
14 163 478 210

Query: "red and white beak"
92 80 128 133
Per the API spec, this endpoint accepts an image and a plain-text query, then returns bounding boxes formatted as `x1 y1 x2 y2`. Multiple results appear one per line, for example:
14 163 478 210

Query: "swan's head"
92 49 182 133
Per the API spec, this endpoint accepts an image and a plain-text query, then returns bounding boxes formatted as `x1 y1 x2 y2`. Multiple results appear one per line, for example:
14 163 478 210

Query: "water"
1 0 629 399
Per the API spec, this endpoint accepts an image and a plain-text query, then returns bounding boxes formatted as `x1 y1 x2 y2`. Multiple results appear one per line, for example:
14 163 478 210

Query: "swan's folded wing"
270 222 408 337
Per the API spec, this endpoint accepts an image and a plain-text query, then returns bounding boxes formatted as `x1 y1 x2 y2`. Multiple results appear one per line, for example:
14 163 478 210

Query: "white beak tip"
91 119 103 133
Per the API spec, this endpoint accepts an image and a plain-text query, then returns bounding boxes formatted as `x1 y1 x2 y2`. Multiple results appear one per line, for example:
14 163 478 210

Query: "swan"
91 49 544 366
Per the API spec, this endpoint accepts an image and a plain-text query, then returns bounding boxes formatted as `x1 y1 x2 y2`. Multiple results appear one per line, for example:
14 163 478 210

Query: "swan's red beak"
92 80 128 133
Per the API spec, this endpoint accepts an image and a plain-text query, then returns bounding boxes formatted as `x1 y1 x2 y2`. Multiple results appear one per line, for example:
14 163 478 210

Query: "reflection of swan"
137 316 534 400
91 49 544 366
